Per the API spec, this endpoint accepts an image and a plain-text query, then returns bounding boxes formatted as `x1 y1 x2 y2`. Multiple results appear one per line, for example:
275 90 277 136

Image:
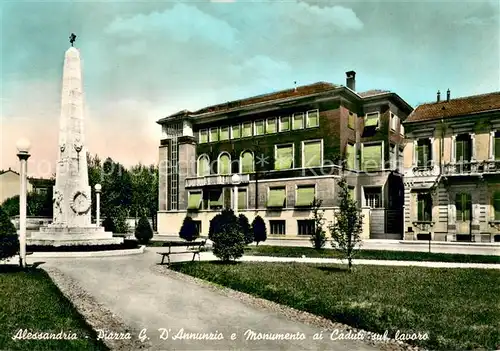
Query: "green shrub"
0 206 19 261
102 216 116 233
179 216 199 241
209 209 245 261
239 214 253 244
114 209 130 234
135 215 153 244
252 215 267 246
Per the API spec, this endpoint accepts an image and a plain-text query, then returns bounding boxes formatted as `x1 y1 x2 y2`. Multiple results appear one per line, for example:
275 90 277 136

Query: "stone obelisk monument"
30 34 123 246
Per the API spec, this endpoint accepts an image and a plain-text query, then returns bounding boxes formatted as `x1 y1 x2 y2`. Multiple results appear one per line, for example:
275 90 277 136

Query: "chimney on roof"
346 71 356 91
437 90 441 102
446 89 450 102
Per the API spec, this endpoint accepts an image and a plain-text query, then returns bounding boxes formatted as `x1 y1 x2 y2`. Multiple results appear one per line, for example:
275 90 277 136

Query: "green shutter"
306 110 319 128
363 144 382 171
303 142 321 167
493 192 500 220
275 145 293 170
348 187 355 201
231 125 241 139
241 152 254 173
266 119 277 134
464 194 471 221
219 154 230 175
417 196 423 221
346 144 355 169
455 193 463 221
187 193 202 210
365 114 378 127
210 128 218 142
280 117 290 131
255 121 264 135
209 191 223 208
495 137 500 160
295 186 315 207
242 123 252 137
348 113 355 129
425 195 432 221
292 113 304 130
198 156 209 176
199 130 208 143
464 140 471 161
456 140 464 162
220 127 229 141
238 190 247 209
267 188 285 207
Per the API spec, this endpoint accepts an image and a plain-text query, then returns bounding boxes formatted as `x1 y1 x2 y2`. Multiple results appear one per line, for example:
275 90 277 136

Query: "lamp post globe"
16 138 31 155
94 183 102 193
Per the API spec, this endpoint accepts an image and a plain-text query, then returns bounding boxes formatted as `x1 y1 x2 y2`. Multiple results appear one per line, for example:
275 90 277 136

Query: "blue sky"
1 0 499 176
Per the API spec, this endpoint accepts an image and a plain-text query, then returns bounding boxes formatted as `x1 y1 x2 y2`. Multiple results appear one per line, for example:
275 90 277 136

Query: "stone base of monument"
28 225 124 246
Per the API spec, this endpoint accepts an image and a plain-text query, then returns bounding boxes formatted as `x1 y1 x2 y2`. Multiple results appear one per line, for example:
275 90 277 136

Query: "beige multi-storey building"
403 90 500 242
156 72 413 239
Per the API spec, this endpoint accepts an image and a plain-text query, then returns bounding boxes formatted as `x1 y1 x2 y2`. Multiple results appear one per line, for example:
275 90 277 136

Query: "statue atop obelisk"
30 35 122 245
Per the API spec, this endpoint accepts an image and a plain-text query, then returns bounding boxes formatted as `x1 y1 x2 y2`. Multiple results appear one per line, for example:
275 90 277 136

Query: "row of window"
196 140 323 176
347 112 405 135
187 184 360 211
198 110 320 144
415 132 500 168
185 219 315 236
345 142 403 172
416 192 500 222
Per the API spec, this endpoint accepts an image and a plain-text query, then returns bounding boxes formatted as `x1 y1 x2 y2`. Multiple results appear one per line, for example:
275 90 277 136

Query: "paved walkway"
41 249 378 351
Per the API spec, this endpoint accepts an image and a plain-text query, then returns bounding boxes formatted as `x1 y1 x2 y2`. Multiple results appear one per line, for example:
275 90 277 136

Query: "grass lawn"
0 265 108 351
245 246 500 264
171 261 500 350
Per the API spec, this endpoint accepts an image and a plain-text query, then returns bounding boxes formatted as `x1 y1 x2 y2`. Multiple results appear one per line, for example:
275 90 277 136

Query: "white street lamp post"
16 138 31 268
231 174 241 214
95 184 102 227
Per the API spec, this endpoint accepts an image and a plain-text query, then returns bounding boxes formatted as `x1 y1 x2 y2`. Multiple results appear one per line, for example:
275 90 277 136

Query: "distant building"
403 90 500 242
0 168 54 204
156 72 412 239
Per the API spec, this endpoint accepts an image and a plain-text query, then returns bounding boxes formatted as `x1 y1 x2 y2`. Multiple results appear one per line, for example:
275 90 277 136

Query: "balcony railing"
443 160 500 175
185 174 250 188
412 165 435 177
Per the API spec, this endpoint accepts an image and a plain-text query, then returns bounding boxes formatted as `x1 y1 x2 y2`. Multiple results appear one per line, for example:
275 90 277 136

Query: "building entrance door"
455 192 472 241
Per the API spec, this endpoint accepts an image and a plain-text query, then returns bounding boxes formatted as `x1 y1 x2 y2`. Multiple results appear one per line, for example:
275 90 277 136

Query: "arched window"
218 153 231 175
197 154 210 177
493 191 500 220
240 151 254 174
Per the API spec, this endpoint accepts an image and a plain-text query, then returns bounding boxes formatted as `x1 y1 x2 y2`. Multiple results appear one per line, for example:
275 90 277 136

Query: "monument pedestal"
29 225 124 246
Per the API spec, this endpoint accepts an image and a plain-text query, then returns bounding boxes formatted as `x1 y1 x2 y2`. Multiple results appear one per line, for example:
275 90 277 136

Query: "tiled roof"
406 91 500 123
358 89 390 97
0 169 19 176
193 82 339 115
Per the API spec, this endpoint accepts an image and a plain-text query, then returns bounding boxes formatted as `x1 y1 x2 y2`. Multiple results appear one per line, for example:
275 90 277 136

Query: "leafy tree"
310 198 327 250
239 214 253 245
209 209 245 261
114 208 130 234
1 190 53 218
329 177 364 272
130 163 158 231
135 214 153 244
252 215 267 246
179 215 199 241
0 205 19 261
1 196 19 217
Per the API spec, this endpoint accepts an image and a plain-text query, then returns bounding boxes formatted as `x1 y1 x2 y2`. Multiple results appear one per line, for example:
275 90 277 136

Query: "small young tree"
329 178 363 272
135 214 153 244
252 215 267 246
179 215 199 242
238 214 253 245
102 216 116 233
310 198 327 250
0 206 19 261
209 209 245 262
114 208 130 234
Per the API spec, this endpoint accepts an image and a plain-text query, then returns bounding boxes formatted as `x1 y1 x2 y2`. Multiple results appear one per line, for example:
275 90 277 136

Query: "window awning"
365 114 379 127
209 191 223 207
304 142 321 167
295 186 315 207
187 193 202 210
267 188 285 207
238 190 247 209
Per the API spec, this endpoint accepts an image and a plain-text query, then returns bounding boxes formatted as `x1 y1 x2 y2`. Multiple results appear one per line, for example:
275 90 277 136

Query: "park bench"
157 240 206 265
